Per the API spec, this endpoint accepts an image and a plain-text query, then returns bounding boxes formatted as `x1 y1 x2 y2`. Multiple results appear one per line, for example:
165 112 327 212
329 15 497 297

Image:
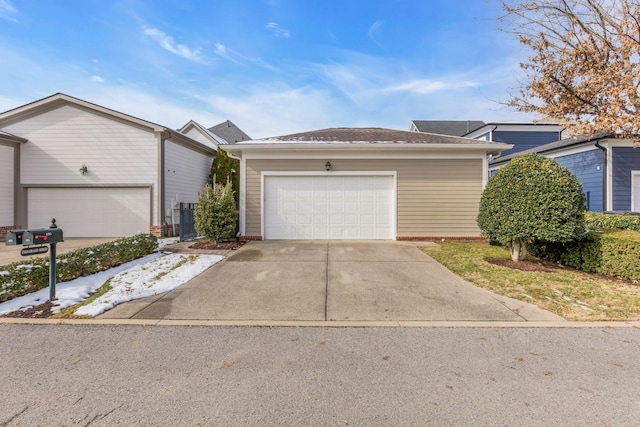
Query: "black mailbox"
5 230 25 246
22 228 64 246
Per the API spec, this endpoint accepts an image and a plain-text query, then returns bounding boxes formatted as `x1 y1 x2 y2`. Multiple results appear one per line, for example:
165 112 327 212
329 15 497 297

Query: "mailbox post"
6 219 63 301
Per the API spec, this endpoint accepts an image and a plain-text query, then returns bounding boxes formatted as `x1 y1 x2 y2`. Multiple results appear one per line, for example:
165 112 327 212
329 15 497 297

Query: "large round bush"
477 153 586 261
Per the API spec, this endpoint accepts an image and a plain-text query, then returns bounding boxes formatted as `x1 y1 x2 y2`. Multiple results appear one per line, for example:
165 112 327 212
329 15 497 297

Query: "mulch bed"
189 240 246 250
485 257 559 273
0 300 54 319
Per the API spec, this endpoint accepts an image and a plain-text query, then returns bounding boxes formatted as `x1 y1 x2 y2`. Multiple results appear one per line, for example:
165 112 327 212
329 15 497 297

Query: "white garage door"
264 175 394 239
28 187 150 237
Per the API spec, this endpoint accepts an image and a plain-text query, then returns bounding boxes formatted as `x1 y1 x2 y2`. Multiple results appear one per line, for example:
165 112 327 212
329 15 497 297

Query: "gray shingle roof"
411 120 486 136
208 120 252 143
256 127 505 145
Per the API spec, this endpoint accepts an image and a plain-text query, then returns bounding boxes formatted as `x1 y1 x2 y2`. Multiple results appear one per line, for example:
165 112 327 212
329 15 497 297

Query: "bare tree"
499 0 640 140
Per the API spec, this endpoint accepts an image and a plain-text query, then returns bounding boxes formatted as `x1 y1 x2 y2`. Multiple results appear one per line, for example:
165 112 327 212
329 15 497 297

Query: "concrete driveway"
100 241 562 322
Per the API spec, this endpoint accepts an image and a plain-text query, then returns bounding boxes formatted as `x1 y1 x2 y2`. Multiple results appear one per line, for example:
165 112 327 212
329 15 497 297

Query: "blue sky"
0 0 535 138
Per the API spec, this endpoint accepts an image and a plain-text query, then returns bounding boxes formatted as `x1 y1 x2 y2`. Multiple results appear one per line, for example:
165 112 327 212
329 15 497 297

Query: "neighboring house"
409 120 486 136
178 120 229 149
410 120 565 157
208 120 252 143
222 127 511 240
489 133 640 213
0 93 216 239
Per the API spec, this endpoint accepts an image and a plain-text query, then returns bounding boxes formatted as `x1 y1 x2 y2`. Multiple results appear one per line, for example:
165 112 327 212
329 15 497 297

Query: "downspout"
488 125 498 141
159 130 170 237
594 140 607 212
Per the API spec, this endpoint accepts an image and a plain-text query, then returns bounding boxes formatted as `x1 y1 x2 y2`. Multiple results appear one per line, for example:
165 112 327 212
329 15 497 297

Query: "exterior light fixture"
79 164 88 176
325 161 331 171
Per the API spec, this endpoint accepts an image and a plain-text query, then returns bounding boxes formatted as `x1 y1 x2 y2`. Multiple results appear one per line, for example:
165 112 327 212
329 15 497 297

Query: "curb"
1 318 639 328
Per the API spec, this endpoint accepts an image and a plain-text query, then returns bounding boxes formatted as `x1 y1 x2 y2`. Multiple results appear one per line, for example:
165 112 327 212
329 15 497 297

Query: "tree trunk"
510 239 527 262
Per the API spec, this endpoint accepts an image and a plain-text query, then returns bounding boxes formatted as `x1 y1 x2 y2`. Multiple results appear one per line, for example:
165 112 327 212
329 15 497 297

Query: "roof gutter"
594 139 607 211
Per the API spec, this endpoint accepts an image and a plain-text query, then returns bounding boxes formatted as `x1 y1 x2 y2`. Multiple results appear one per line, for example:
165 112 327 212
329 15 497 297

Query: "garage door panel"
28 188 150 238
264 175 393 240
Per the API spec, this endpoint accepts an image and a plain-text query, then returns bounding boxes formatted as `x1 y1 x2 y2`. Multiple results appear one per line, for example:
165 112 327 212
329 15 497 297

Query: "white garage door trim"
262 171 396 240
28 187 151 237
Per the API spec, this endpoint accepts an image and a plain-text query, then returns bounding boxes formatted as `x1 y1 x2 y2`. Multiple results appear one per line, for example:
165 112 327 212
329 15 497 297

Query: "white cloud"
388 79 478 94
265 22 290 38
90 75 105 83
367 20 383 46
0 0 18 22
143 27 205 63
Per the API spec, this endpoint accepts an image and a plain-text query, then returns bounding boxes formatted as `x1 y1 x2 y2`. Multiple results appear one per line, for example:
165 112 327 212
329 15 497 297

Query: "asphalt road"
1 324 638 426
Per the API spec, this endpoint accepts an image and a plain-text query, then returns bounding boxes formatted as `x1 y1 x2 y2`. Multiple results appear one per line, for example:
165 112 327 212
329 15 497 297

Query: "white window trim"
632 170 640 213
260 171 398 240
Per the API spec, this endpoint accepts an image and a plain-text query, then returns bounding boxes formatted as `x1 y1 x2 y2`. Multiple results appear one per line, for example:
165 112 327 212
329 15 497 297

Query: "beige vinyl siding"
3 103 159 223
164 139 214 223
245 159 483 238
0 144 14 225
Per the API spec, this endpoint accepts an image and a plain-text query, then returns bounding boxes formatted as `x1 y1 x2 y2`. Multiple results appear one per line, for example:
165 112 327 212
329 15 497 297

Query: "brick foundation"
0 226 22 241
149 225 164 237
396 236 489 243
239 235 263 241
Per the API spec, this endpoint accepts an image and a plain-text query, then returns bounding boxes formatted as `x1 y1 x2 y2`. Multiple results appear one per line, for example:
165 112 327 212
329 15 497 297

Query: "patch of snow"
520 293 534 300
0 253 163 316
158 237 180 249
74 254 222 316
0 271 9 277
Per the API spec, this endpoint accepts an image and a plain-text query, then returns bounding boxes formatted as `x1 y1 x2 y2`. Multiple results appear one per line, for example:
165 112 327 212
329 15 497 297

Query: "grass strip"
421 242 640 321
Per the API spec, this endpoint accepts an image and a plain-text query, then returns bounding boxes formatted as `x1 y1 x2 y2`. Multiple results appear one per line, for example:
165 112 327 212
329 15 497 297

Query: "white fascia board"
465 124 565 139
240 150 490 160
542 144 601 159
605 138 637 148
223 143 512 159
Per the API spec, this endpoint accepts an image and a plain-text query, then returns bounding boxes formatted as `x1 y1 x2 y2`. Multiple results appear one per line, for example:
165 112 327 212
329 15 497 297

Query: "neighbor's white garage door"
264 175 393 239
28 187 150 237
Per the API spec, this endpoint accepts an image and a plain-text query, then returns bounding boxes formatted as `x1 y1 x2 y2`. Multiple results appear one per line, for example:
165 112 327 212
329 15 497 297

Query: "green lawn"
422 242 640 321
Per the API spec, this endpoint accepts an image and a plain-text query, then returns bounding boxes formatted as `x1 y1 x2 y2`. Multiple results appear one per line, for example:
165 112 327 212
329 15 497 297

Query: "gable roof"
0 93 216 155
410 120 486 136
179 120 229 145
223 127 512 157
0 92 168 132
208 120 252 143
489 131 612 166
258 127 501 143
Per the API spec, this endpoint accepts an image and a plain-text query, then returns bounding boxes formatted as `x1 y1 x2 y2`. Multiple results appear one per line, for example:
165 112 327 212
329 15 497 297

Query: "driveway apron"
100 240 555 322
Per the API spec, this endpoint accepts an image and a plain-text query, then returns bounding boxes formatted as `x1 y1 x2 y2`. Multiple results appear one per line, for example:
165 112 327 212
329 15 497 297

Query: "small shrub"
0 234 157 303
585 212 640 232
530 230 640 280
194 181 238 243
